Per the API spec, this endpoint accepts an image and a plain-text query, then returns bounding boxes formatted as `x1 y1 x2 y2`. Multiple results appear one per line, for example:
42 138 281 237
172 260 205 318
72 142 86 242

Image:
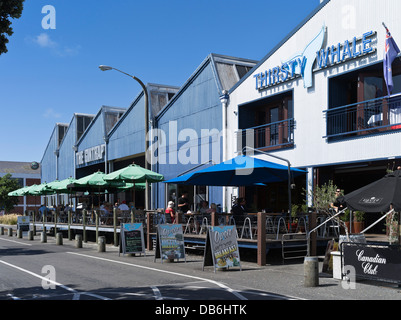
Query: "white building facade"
226 0 401 217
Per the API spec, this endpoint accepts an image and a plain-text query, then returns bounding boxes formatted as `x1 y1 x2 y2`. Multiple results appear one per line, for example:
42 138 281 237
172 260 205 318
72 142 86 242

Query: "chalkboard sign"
120 223 145 256
203 226 241 272
155 224 186 263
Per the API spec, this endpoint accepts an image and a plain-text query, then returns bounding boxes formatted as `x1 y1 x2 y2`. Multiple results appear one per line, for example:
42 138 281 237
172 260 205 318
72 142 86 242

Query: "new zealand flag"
384 27 400 95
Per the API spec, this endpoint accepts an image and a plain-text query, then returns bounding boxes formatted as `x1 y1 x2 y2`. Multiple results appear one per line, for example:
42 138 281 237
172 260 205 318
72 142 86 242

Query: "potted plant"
289 204 299 232
353 211 365 234
385 211 399 244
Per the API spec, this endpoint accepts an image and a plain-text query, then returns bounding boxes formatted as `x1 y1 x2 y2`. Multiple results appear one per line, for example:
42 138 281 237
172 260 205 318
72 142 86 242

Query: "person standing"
178 192 190 213
231 198 247 225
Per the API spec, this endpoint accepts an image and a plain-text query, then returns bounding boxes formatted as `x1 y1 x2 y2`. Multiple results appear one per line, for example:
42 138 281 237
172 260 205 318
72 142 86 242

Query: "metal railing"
324 93 401 139
236 118 295 151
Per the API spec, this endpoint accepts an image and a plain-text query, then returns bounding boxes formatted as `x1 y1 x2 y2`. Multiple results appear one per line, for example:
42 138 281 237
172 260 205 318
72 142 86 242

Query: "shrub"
0 214 20 225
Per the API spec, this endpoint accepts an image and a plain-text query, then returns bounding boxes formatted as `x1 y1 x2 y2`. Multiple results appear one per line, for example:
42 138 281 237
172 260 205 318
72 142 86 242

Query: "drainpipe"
54 149 59 206
220 90 230 211
103 136 109 202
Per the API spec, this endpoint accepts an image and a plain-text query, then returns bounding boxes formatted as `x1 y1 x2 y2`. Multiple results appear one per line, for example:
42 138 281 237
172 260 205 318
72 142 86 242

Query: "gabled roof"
76 105 126 146
156 53 257 120
229 0 331 93
107 83 180 138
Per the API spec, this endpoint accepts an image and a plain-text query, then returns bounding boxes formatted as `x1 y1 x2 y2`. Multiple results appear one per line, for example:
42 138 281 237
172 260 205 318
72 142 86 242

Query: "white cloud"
43 108 62 119
28 33 80 57
34 33 57 48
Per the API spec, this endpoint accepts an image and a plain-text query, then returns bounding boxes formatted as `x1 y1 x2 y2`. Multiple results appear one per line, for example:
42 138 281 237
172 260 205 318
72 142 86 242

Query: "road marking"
7 293 21 300
0 259 111 300
67 251 248 300
0 238 32 246
151 286 163 300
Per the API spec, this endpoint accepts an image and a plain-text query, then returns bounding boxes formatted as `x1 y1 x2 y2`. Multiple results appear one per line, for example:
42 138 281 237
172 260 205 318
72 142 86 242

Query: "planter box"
331 251 342 280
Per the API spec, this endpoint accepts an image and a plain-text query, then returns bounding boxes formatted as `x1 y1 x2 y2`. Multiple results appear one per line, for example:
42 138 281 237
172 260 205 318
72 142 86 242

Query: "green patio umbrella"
104 164 163 207
103 164 164 183
49 177 77 194
67 171 126 209
8 186 30 196
68 171 125 191
25 183 52 196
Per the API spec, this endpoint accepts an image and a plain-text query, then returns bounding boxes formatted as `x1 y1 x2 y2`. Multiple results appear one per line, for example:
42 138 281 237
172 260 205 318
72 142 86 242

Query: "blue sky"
0 0 320 162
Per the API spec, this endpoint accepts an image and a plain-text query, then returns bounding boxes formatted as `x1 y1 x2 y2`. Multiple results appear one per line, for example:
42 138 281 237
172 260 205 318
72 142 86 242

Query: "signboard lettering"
76 144 106 166
203 226 241 272
254 27 376 90
155 224 186 263
343 243 401 283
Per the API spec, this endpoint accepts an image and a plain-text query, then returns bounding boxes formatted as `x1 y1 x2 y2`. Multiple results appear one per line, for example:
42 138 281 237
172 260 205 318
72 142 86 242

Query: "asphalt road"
0 232 297 302
1 230 401 305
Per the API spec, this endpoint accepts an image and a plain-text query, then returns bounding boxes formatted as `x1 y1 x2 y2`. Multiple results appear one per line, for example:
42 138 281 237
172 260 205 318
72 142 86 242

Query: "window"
105 111 124 134
237 91 294 151
76 115 93 141
236 65 253 79
58 125 67 147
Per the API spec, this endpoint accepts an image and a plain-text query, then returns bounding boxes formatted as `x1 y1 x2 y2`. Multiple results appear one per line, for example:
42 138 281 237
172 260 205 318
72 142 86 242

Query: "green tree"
0 0 25 55
0 174 20 212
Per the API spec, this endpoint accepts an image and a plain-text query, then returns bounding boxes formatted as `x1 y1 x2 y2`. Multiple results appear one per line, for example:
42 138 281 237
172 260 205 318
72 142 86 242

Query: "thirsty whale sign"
254 26 376 90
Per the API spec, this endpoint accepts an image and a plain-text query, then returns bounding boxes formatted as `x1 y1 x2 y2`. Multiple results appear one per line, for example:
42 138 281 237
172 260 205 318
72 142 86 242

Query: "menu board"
120 223 145 256
203 226 241 272
155 224 186 263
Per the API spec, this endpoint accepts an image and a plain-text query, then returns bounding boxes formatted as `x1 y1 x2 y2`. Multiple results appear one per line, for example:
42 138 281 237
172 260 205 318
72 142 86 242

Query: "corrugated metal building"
40 54 256 210
154 54 256 210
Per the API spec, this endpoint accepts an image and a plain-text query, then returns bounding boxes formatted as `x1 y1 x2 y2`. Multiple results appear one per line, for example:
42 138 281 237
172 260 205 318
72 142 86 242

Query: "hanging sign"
203 226 241 272
119 223 145 256
154 224 186 263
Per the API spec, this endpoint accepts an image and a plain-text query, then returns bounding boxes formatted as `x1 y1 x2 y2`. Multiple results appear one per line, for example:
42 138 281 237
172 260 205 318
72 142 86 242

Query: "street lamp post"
99 65 150 210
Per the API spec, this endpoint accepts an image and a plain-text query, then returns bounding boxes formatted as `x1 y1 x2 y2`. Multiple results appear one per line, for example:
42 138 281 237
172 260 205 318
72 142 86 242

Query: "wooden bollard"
28 230 34 241
8 228 13 237
257 212 267 266
75 234 82 248
17 228 23 239
56 232 63 245
98 236 106 252
0 226 4 235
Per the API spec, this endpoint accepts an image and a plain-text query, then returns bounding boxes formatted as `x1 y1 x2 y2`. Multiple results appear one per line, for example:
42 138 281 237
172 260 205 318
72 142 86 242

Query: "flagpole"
383 22 401 62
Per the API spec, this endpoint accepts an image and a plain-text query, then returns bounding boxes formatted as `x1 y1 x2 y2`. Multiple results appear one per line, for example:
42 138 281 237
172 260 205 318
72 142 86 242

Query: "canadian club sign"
343 243 401 283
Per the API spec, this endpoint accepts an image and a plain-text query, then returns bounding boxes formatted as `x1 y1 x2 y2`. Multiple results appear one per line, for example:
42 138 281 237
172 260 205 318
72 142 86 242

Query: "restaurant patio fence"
26 209 330 266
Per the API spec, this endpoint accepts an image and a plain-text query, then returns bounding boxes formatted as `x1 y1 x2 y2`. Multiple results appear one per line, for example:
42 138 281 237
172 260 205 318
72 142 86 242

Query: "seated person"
118 200 129 211
165 201 176 223
199 200 211 214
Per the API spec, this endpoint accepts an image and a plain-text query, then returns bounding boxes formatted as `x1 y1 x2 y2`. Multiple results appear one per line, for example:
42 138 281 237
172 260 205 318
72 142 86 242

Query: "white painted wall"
228 0 401 169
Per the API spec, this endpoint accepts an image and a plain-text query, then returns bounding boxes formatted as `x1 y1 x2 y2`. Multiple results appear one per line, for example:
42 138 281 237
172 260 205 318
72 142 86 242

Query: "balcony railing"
236 119 295 152
324 93 401 139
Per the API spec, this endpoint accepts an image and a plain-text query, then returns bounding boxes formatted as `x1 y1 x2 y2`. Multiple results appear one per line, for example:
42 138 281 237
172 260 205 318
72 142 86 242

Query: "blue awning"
164 155 306 186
